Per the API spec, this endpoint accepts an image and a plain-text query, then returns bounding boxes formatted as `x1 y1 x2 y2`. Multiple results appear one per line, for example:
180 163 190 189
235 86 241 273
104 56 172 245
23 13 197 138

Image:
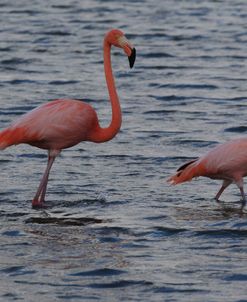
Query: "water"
0 0 247 301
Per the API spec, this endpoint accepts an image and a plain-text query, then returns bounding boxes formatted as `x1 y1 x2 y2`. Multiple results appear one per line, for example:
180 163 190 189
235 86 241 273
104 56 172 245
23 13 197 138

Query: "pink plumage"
168 138 247 209
4 99 99 150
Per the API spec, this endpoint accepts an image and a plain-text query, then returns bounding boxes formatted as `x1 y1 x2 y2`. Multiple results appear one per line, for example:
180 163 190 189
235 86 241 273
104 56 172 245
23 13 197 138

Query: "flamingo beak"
128 47 136 69
118 35 136 69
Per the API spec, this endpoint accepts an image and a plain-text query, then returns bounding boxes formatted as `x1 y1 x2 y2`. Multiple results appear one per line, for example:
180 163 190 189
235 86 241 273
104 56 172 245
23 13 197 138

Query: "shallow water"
1 0 247 301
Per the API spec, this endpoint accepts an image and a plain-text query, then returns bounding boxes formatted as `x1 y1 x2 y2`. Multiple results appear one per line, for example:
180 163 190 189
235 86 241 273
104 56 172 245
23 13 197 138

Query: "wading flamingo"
0 29 136 208
168 138 247 210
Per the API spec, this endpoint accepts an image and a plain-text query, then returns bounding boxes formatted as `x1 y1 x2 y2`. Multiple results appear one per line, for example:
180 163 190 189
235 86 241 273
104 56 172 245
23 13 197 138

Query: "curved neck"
91 39 122 143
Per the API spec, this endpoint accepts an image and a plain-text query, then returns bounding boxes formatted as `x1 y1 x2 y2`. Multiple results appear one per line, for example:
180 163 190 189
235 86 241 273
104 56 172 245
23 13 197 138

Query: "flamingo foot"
214 196 221 204
32 200 47 209
240 200 246 212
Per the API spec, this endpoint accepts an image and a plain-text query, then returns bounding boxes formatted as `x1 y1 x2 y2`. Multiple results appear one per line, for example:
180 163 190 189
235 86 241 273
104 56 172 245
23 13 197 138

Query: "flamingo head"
105 29 136 68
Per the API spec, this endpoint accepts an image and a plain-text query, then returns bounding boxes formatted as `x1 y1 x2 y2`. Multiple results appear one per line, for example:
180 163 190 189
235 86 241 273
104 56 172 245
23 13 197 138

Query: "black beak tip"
128 47 136 69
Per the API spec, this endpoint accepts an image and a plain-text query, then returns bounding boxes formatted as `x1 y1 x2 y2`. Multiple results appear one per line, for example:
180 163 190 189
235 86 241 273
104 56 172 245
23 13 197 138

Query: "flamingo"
0 29 136 208
167 138 247 210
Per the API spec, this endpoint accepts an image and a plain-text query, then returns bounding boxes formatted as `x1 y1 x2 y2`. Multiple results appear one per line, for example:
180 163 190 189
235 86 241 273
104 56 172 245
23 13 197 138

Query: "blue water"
1 0 247 301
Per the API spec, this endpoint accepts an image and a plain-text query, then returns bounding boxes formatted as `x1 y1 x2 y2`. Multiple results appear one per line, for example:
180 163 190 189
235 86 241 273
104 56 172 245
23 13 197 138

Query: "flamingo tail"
167 158 202 185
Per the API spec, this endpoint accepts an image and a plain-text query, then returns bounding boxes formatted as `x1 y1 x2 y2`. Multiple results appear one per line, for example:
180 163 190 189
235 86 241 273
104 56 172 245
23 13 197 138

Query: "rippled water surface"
1 0 247 301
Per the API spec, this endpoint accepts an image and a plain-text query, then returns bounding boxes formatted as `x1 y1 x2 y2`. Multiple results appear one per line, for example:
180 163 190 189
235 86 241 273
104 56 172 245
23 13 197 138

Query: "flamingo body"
0 29 136 207
168 138 247 209
0 99 99 151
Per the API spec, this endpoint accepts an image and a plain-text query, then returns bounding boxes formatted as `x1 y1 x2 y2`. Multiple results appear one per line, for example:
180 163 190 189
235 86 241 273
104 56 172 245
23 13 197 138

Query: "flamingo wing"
1 99 99 150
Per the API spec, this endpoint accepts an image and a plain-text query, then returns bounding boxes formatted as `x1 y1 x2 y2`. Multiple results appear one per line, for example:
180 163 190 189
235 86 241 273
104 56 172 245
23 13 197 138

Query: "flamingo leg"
233 177 246 210
239 187 246 210
39 173 50 204
32 152 57 208
215 180 232 201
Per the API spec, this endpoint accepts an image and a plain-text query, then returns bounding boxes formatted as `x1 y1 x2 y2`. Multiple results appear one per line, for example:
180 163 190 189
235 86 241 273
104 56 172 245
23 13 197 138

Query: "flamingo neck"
90 40 122 143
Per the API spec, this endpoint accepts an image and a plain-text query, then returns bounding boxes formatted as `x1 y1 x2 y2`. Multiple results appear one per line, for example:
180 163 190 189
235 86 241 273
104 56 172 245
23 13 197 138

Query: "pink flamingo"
168 138 247 210
0 29 136 208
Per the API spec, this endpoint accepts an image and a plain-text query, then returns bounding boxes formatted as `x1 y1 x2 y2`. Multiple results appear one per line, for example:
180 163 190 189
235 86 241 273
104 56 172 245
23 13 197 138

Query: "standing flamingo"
0 29 136 208
168 138 247 210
